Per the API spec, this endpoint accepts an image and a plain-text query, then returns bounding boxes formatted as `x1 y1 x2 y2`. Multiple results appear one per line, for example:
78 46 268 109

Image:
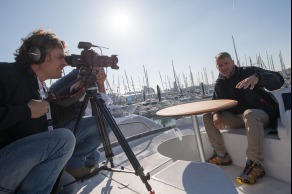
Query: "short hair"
14 28 66 65
215 52 232 61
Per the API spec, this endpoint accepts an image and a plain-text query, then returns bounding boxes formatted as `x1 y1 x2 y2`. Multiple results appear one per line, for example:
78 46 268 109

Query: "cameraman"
0 29 76 194
49 61 112 180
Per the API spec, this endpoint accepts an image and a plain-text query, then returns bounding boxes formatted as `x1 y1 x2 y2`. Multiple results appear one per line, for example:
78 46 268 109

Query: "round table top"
156 99 238 117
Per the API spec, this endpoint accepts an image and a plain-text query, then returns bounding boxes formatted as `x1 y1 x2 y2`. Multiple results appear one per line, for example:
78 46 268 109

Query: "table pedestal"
191 115 206 162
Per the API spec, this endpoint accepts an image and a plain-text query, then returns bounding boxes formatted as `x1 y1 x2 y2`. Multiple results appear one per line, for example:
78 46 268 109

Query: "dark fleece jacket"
213 66 284 128
0 62 48 149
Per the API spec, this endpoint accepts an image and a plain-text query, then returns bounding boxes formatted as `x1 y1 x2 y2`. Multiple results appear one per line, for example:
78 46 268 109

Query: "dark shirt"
0 62 48 149
213 66 284 128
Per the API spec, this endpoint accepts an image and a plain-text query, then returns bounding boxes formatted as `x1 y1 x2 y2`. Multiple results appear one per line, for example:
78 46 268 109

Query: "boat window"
282 93 291 111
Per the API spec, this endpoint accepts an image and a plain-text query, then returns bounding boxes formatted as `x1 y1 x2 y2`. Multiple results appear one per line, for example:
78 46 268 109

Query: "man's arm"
236 67 284 91
50 69 79 94
255 68 284 90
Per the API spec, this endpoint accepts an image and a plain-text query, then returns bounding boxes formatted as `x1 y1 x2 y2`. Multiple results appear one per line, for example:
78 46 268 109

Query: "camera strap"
37 77 54 131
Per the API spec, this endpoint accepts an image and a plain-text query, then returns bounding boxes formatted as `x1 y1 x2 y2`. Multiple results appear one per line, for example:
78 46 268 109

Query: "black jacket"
213 66 284 128
0 62 48 149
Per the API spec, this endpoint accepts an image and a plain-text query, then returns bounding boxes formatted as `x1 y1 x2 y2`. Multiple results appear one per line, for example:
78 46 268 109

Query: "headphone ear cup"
28 46 46 64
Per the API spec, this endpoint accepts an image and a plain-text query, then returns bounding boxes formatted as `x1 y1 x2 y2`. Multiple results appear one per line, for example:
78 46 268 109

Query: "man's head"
215 52 235 79
14 28 67 81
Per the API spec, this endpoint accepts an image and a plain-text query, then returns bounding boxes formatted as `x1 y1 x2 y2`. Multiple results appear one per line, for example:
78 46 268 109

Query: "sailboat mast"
172 60 182 93
167 76 172 91
189 66 195 88
197 72 201 84
131 76 137 100
279 50 288 77
203 67 209 85
124 70 131 93
138 76 142 92
105 79 114 95
117 76 120 95
159 71 165 91
266 51 271 70
211 70 215 84
183 73 188 89
117 76 122 104
232 35 241 67
143 65 150 94
122 76 127 95
270 55 275 71
249 56 253 66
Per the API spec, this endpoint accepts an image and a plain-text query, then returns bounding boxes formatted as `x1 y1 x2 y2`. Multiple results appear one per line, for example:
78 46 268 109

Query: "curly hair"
14 28 66 65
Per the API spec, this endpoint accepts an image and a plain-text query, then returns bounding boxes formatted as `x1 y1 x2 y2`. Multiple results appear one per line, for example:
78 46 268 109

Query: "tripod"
54 78 154 193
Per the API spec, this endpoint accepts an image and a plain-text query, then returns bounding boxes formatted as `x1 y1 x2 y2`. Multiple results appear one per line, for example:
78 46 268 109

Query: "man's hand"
94 67 107 84
213 113 226 130
236 75 259 90
27 99 50 118
94 67 106 93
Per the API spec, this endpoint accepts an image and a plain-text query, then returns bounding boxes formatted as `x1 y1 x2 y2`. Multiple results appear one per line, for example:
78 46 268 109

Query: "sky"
0 0 291 94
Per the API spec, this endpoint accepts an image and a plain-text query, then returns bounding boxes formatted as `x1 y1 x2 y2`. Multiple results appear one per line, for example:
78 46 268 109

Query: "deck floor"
75 126 291 194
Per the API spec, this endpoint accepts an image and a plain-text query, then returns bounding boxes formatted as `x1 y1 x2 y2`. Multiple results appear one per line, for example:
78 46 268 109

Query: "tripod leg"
93 94 153 193
52 93 91 193
72 93 90 135
63 90 116 185
90 97 115 168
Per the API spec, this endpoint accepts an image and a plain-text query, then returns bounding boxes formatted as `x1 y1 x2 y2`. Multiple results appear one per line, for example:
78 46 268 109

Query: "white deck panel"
75 124 291 194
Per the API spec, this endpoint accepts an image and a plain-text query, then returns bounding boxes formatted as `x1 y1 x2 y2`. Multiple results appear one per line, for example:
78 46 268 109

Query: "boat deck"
75 125 291 194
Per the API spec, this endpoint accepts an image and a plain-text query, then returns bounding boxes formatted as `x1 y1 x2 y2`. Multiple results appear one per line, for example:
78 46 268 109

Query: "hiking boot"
207 151 232 166
66 166 99 179
236 159 266 185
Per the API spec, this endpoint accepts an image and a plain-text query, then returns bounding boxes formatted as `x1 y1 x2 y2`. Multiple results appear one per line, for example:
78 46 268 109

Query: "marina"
75 81 291 194
0 1 291 193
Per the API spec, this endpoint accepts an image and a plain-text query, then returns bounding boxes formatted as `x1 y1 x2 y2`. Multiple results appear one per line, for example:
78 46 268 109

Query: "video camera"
65 42 119 70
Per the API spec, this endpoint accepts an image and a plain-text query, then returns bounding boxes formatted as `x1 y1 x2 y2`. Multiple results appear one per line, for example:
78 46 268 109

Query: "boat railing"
118 121 153 132
98 124 174 152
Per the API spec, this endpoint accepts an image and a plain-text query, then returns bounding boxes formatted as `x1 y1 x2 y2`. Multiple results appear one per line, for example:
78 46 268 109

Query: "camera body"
65 42 119 69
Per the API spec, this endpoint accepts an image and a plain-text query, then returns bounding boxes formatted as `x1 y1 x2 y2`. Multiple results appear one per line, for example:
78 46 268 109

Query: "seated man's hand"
213 113 226 130
236 75 259 90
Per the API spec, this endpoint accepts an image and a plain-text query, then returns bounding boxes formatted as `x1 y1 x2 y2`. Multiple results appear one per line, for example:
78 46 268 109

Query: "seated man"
203 52 284 185
0 29 76 194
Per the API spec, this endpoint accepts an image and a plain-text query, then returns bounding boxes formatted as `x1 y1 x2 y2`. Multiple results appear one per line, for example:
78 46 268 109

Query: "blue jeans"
56 116 111 194
0 128 75 194
60 116 111 169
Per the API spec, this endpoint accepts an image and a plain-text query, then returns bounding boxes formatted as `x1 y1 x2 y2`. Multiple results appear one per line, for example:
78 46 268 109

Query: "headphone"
28 46 46 64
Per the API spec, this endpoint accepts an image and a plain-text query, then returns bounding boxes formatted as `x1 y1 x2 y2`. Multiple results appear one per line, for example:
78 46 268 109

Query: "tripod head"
78 66 99 88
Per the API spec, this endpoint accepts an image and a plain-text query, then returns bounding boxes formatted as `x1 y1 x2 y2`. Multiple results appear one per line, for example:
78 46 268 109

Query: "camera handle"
53 83 154 193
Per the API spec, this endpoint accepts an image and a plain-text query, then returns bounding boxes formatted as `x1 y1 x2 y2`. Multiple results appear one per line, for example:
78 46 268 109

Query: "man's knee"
56 129 76 151
243 109 263 120
243 109 270 127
